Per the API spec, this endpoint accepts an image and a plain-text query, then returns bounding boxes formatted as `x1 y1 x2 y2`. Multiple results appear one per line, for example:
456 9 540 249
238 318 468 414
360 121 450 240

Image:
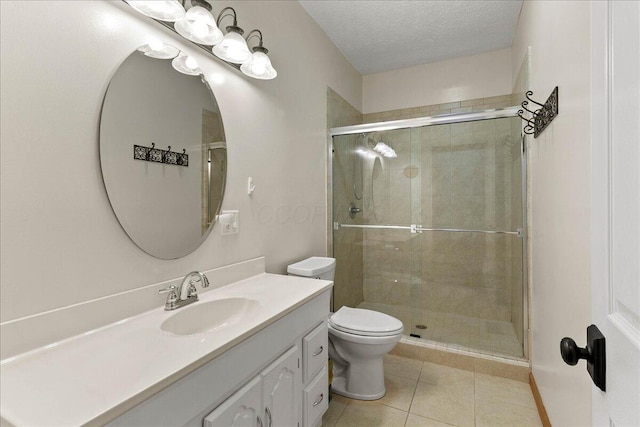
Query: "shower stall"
330 108 527 359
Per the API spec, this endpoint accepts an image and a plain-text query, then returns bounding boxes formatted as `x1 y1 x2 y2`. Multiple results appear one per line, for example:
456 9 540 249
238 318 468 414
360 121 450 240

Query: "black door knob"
560 337 590 365
559 325 606 391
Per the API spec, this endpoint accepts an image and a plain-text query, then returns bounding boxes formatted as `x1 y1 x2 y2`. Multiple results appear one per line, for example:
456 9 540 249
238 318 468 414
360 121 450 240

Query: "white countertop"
0 273 332 426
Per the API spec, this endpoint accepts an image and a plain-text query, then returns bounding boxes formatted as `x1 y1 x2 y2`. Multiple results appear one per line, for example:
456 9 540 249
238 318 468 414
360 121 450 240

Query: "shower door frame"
327 107 530 360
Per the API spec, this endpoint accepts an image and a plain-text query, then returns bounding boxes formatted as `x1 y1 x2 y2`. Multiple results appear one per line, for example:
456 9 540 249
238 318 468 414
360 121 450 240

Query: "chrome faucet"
158 271 210 311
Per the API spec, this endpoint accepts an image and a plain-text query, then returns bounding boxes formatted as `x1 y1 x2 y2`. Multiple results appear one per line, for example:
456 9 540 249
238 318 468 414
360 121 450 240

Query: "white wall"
362 48 512 113
512 2 592 426
0 0 361 355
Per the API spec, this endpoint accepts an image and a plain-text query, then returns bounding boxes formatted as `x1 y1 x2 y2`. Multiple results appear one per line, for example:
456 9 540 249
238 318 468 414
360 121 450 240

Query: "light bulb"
240 50 277 80
251 58 267 76
185 56 198 70
191 20 208 38
213 29 252 64
174 5 223 45
138 42 179 59
126 1 185 22
172 53 201 76
148 39 164 51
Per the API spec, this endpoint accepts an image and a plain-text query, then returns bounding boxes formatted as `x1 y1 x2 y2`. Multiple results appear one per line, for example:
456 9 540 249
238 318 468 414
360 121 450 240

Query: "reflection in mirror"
100 47 226 259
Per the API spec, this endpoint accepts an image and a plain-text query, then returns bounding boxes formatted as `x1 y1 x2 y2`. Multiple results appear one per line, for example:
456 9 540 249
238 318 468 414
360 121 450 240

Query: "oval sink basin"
161 298 260 336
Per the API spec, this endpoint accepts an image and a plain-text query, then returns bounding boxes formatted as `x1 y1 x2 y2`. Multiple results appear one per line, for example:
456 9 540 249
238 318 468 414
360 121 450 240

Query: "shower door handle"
348 203 361 218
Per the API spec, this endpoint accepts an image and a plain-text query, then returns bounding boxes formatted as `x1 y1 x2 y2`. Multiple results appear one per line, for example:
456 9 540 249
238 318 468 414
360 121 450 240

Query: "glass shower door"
409 117 525 356
331 115 525 358
332 129 414 332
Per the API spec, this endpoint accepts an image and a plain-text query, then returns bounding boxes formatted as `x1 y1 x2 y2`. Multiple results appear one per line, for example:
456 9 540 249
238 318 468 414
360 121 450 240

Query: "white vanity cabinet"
260 345 301 427
108 289 330 427
203 376 264 427
205 345 301 427
204 325 328 427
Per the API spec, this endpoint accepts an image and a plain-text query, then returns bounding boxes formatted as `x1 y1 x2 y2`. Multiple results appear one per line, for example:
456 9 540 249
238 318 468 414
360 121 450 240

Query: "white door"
591 1 640 426
203 376 264 427
261 345 301 427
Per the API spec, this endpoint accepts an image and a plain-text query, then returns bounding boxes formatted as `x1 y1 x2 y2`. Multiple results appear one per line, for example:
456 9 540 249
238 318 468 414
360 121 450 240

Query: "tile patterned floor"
358 302 523 358
322 354 541 427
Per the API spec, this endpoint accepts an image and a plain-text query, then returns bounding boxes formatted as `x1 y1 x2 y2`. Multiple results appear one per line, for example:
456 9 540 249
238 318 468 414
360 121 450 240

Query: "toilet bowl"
287 257 404 401
328 306 403 400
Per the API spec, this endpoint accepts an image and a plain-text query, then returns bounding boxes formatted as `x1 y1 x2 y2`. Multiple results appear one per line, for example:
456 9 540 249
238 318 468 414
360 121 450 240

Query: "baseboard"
529 372 552 427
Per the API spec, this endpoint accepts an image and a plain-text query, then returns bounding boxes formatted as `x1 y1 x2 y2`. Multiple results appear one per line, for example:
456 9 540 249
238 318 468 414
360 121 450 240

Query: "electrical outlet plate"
219 210 239 235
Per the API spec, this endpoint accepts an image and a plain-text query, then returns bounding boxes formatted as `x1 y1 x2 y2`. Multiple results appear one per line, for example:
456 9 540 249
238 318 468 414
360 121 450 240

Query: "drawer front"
303 367 328 427
303 322 328 382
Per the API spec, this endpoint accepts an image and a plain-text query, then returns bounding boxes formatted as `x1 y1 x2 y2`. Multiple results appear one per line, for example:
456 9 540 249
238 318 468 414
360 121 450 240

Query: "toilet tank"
287 257 336 281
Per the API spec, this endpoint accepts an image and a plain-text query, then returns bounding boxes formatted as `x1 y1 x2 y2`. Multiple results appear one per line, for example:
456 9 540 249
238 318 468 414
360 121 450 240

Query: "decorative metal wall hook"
518 87 559 138
517 110 536 135
134 144 189 167
520 100 539 116
525 91 546 109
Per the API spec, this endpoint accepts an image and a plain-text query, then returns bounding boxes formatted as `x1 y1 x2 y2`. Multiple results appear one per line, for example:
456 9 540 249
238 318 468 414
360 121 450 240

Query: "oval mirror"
100 47 226 259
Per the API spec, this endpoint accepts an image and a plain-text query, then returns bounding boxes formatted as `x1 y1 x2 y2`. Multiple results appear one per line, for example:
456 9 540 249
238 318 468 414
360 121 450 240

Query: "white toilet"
287 257 404 400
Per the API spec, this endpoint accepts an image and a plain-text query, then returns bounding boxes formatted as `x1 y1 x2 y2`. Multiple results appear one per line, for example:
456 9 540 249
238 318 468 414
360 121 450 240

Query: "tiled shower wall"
362 94 516 123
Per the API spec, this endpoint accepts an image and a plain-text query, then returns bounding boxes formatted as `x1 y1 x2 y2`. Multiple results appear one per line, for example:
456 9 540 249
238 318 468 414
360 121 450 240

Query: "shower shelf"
334 222 522 237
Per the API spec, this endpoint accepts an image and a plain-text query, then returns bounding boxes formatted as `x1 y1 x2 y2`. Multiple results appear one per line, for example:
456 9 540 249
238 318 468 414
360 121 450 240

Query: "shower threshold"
358 301 524 359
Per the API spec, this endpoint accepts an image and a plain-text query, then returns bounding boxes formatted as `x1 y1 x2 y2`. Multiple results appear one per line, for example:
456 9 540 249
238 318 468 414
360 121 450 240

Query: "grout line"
408 368 420 416
473 364 478 426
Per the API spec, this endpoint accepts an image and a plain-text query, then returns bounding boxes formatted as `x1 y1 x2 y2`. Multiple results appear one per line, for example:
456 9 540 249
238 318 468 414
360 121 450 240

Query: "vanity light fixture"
124 1 276 79
171 52 201 75
212 7 252 64
240 30 277 80
126 0 185 22
138 40 180 59
174 0 223 45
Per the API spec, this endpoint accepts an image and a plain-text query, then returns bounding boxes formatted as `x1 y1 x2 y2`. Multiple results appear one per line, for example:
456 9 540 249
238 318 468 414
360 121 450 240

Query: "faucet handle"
158 285 177 294
188 282 198 298
158 285 178 302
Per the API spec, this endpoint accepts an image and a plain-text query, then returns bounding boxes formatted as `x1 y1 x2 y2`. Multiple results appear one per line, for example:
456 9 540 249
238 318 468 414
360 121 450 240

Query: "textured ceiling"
299 0 523 75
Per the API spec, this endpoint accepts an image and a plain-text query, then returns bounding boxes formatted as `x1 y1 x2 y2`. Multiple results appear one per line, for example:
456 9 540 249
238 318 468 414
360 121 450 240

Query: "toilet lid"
330 307 403 337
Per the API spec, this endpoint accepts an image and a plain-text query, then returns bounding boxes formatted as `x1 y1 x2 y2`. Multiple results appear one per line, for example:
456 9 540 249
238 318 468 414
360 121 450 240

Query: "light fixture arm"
216 6 240 31
187 0 212 12
245 29 268 53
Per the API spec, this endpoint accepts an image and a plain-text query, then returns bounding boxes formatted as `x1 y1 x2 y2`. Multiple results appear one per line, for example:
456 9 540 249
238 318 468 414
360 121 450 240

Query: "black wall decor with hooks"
518 87 559 138
133 143 189 167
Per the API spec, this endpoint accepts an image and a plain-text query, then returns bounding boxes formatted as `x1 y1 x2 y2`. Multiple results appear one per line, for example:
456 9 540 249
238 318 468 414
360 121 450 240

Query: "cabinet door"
261 345 301 427
203 376 264 427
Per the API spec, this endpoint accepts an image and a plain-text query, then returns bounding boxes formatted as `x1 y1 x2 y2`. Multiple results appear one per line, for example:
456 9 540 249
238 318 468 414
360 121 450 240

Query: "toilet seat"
330 307 403 337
